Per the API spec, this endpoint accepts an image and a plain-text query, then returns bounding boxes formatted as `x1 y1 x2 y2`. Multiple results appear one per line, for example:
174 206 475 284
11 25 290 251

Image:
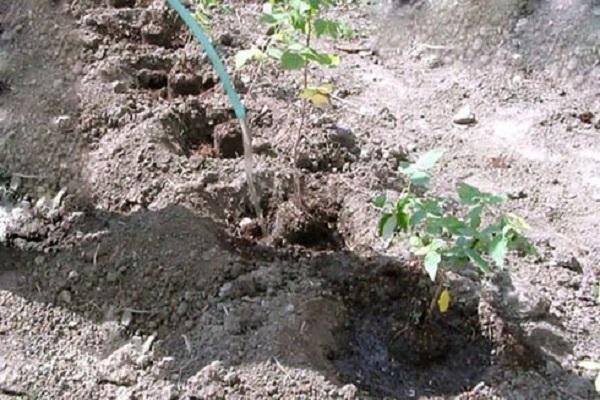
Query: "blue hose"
165 0 246 120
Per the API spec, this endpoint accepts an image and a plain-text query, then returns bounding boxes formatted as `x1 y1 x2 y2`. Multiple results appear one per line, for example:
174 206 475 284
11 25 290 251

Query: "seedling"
374 149 536 314
236 0 351 107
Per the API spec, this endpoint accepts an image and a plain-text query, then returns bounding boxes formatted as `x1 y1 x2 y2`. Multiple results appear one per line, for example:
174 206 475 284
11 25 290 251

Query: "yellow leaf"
309 93 330 108
437 289 451 313
317 83 334 94
299 88 318 99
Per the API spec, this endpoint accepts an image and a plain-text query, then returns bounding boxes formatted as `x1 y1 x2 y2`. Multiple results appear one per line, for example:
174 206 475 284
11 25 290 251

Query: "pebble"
58 289 72 304
219 282 233 298
68 270 79 280
121 310 133 327
176 301 188 316
453 105 477 125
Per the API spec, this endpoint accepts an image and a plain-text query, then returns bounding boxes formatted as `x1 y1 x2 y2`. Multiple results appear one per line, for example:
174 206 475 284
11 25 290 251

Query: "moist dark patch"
329 263 492 398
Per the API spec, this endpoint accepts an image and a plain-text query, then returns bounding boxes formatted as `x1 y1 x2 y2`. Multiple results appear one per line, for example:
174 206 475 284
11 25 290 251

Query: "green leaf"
414 149 444 171
429 238 446 251
372 194 387 208
458 183 506 205
380 214 397 242
406 170 430 186
377 213 391 237
504 213 530 233
289 0 311 13
465 247 491 273
235 48 265 68
301 48 340 66
280 51 306 69
440 216 469 235
409 235 423 248
394 196 411 232
314 18 343 38
399 149 444 186
266 47 283 60
489 235 508 268
424 251 441 281
457 183 482 205
579 361 600 370
468 205 483 229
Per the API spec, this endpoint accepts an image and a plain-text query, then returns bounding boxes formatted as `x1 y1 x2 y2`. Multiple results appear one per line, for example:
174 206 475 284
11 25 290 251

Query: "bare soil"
0 0 599 399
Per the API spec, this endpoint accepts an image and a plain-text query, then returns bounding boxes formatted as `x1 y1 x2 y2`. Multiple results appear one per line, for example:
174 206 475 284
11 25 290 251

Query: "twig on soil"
334 44 371 54
0 386 28 397
121 308 156 315
93 244 100 266
182 334 192 355
273 357 291 383
416 43 455 50
10 172 43 180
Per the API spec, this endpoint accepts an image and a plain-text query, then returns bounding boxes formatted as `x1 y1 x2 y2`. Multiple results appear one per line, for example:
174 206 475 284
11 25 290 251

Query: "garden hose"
164 0 245 120
165 0 263 227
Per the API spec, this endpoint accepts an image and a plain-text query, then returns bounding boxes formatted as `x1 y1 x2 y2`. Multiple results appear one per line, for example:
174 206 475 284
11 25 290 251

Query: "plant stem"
291 9 313 208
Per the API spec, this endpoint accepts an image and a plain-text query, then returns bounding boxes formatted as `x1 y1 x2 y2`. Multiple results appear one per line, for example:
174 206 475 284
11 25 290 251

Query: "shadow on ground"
0 203 594 399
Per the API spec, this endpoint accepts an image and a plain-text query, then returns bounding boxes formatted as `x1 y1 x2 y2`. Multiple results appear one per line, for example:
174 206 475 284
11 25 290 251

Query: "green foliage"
236 0 351 90
194 0 218 30
374 149 536 283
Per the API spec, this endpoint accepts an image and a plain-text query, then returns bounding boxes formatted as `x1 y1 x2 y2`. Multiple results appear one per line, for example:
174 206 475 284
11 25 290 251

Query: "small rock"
424 54 443 68
53 116 72 131
58 289 72 304
97 344 138 386
223 371 239 386
327 125 355 148
551 255 583 274
219 282 233 298
121 310 133 327
176 301 188 316
239 217 254 230
140 23 172 47
142 333 157 354
51 188 67 210
453 105 477 125
135 353 152 368
339 384 358 400
68 270 79 280
578 111 594 124
112 81 128 94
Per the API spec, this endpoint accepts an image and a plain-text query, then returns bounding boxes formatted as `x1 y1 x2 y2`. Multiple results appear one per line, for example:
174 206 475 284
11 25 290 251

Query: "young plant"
194 0 218 30
235 0 351 107
374 149 535 313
